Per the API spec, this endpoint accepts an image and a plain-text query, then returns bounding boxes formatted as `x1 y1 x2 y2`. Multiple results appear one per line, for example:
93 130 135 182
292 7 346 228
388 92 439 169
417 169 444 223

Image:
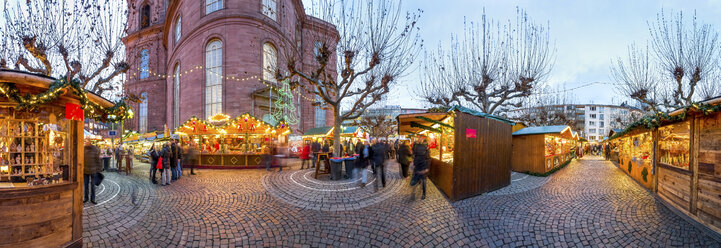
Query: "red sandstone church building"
122 0 337 134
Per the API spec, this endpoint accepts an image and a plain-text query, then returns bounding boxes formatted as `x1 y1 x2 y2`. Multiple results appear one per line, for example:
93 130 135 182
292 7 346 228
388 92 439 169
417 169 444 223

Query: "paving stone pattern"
83 156 721 247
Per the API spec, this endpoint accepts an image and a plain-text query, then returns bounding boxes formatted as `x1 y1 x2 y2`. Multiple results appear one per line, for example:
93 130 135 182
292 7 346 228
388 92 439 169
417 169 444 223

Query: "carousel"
174 113 290 168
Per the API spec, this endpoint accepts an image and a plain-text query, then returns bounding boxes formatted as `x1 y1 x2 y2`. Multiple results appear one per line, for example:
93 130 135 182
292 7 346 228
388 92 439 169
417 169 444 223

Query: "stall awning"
513 125 575 140
303 126 333 136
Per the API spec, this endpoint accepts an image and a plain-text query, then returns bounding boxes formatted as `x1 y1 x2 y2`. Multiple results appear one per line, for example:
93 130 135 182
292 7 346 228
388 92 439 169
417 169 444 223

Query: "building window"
262 0 277 21
589 129 596 134
140 49 149 79
314 41 323 57
140 4 151 28
205 40 223 117
599 121 605 128
600 114 604 120
206 0 222 14
314 96 325 128
589 121 595 126
175 16 182 43
139 92 148 133
590 106 597 111
589 114 596 119
262 42 277 83
174 64 181 127
599 107 604 111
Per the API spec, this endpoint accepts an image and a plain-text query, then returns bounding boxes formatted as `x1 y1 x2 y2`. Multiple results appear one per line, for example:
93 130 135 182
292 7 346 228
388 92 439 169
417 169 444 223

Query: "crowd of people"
297 137 432 199
147 140 197 185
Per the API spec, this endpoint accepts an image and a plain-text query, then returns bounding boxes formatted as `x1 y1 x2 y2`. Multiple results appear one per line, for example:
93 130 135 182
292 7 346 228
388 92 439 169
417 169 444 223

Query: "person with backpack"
161 143 172 185
411 137 431 200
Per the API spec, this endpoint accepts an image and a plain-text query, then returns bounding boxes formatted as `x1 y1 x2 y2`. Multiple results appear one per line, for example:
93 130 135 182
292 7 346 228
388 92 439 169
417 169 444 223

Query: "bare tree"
279 0 422 156
418 8 554 115
612 9 721 112
512 85 576 127
2 0 128 98
353 115 397 141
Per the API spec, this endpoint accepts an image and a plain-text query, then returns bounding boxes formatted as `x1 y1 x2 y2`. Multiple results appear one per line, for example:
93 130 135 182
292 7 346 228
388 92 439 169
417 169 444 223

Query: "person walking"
173 140 183 179
397 140 412 178
311 139 321 168
115 146 123 172
371 139 387 187
83 141 102 204
322 140 330 153
148 144 160 184
300 142 311 169
124 146 133 175
411 138 431 200
354 140 373 187
170 140 179 181
186 144 197 175
161 143 172 185
265 143 276 171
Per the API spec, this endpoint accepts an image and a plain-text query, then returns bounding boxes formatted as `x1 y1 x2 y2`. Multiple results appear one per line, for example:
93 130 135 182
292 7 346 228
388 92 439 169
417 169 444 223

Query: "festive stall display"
511 125 577 175
608 96 721 235
397 106 513 201
0 69 116 247
174 113 290 168
301 126 367 153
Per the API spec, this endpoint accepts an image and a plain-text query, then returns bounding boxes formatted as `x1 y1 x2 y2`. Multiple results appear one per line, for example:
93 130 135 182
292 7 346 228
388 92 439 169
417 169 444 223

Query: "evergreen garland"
608 102 721 140
0 78 133 123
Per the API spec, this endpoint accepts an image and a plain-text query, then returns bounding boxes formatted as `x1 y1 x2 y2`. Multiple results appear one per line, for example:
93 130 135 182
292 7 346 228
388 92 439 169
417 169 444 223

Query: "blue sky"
320 0 721 109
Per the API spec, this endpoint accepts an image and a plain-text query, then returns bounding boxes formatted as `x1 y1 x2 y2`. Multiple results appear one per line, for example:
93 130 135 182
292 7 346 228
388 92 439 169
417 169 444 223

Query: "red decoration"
466 128 476 138
65 103 84 121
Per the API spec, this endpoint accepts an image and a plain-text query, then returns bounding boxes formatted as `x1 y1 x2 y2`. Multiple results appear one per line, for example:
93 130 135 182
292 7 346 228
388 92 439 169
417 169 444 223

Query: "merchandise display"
658 121 690 169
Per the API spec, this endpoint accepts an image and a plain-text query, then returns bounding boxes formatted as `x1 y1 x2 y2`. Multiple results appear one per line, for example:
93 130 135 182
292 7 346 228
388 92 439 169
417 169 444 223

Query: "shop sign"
65 103 84 121
466 128 476 138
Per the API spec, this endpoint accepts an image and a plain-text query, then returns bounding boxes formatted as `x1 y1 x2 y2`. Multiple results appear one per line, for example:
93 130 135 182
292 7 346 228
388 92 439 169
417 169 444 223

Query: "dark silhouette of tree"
418 8 555 115
278 0 422 156
353 115 397 141
2 0 128 98
612 9 721 112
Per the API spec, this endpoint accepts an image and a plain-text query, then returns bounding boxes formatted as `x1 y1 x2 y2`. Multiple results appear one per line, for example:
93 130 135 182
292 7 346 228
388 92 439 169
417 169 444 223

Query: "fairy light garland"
0 78 134 122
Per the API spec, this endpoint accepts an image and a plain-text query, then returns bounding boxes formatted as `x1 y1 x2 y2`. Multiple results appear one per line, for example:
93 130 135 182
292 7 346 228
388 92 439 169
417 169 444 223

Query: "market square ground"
82 156 721 247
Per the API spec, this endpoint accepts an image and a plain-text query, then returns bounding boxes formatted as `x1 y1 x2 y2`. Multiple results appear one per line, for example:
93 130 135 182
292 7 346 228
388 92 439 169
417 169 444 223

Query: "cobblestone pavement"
83 156 721 247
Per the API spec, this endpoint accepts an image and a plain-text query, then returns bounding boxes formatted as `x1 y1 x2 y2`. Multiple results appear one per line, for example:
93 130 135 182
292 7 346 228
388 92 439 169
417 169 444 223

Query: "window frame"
139 92 148 133
261 0 278 21
262 42 278 83
205 0 223 15
139 49 150 79
173 63 181 127
175 15 182 43
205 39 223 118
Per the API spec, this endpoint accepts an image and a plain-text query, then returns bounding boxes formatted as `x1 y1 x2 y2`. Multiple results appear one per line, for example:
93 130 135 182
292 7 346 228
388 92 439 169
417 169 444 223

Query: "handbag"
156 157 163 169
94 172 104 186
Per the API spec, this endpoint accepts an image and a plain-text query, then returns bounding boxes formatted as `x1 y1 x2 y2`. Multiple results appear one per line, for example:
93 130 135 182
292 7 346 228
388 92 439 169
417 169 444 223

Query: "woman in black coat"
148 144 160 184
411 139 431 199
397 140 412 178
160 143 172 185
354 140 373 187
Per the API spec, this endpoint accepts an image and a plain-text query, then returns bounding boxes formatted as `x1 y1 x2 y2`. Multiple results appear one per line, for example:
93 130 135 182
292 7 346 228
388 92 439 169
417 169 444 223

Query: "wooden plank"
691 116 700 214
0 218 72 248
0 214 72 244
0 191 72 227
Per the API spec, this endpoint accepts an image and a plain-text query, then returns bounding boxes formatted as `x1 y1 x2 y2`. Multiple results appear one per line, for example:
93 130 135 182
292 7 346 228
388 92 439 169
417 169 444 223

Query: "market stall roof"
0 69 114 108
175 114 290 136
302 126 363 137
397 105 512 135
608 129 623 137
513 125 574 139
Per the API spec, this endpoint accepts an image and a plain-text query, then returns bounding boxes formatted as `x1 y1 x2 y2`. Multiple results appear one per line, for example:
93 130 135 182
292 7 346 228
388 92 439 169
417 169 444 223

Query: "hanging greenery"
608 101 721 140
0 77 134 122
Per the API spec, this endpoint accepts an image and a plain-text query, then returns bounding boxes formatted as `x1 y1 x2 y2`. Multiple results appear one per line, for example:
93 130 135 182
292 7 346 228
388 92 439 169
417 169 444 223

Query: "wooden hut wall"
452 111 512 200
695 112 721 233
617 130 655 190
656 120 692 211
511 134 546 174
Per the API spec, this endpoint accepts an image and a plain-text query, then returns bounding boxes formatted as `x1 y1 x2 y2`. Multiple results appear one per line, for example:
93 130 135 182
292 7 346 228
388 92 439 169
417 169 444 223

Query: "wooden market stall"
0 69 131 247
608 96 721 235
301 126 366 143
174 114 290 169
397 106 513 201
511 125 577 175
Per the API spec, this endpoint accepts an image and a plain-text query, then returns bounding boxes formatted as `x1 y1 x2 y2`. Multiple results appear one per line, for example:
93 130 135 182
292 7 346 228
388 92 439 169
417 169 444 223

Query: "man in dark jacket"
161 143 172 185
354 140 373 187
149 144 160 184
321 140 330 153
311 140 321 168
371 139 387 187
84 141 102 204
412 138 431 200
397 140 412 178
170 140 179 181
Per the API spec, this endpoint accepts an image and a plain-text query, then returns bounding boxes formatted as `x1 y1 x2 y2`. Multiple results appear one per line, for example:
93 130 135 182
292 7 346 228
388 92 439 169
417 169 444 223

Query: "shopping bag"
94 173 104 186
156 157 163 169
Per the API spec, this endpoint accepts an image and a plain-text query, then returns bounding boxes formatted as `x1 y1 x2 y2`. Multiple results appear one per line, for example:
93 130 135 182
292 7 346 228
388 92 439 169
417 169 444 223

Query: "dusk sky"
309 0 721 109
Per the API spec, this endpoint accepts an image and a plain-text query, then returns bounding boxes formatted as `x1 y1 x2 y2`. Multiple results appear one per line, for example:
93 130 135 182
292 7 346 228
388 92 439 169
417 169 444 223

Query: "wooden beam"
690 116 700 215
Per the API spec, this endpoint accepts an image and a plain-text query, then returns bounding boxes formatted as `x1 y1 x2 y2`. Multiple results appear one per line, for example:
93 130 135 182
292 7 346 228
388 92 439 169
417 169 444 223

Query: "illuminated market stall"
175 114 290 168
301 126 367 146
0 69 132 247
608 96 721 234
511 125 577 175
397 106 513 201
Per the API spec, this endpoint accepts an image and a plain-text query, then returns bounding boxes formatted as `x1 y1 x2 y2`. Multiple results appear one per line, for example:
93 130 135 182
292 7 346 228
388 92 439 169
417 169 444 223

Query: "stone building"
122 0 337 134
